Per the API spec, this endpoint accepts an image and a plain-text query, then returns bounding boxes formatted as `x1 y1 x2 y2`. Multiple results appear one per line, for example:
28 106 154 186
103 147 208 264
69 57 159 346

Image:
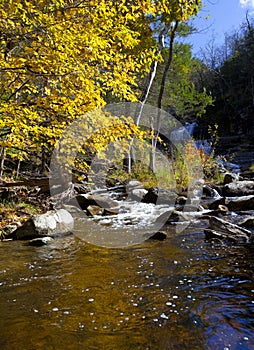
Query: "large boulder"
224 181 254 197
128 188 148 201
141 187 176 205
70 193 119 210
13 209 74 240
205 216 252 243
223 172 239 185
225 195 254 211
238 216 254 228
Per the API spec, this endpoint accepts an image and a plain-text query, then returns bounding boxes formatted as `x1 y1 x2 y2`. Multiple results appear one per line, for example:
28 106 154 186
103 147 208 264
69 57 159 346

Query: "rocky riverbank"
1 167 254 247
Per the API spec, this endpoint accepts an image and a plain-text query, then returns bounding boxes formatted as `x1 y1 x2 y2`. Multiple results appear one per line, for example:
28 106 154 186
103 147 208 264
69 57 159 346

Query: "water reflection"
0 232 254 350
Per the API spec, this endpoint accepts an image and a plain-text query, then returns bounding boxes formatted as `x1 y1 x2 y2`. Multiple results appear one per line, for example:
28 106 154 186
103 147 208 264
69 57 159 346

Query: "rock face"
14 209 74 240
224 181 254 197
205 216 252 243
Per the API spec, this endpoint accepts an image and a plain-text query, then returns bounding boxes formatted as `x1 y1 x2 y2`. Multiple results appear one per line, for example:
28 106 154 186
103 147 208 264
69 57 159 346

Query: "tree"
0 0 203 177
199 15 254 137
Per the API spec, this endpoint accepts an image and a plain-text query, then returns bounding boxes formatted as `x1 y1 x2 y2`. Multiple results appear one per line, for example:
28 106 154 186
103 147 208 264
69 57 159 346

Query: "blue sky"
186 0 254 55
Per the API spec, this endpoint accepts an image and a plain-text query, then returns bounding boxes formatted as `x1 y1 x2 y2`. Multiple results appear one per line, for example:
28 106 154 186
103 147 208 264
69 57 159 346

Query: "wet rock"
238 216 254 228
204 229 245 243
28 237 54 246
175 195 187 205
223 172 239 185
102 208 119 216
149 231 167 241
205 216 252 243
208 197 225 210
142 187 176 205
175 204 203 212
128 188 148 201
13 209 74 240
86 205 103 216
202 205 229 218
72 193 118 210
155 210 190 226
224 181 254 197
202 184 221 198
225 195 254 211
2 222 22 238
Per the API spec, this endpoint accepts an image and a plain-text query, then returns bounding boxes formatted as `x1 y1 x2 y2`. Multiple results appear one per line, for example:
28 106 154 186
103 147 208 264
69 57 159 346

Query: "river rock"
204 229 245 243
142 187 176 205
223 172 239 185
155 210 190 226
86 205 103 216
128 188 148 201
224 181 254 196
225 195 254 211
13 209 74 240
148 231 167 241
205 216 252 243
72 193 118 210
202 184 221 198
28 237 54 246
208 197 225 210
238 216 254 228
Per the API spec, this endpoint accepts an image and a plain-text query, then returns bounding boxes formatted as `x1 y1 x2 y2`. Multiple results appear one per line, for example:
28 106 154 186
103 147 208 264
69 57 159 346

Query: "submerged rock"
13 209 74 240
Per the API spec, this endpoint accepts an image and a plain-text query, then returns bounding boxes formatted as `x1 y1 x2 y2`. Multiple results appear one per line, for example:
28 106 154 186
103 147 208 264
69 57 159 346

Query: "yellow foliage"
0 0 202 170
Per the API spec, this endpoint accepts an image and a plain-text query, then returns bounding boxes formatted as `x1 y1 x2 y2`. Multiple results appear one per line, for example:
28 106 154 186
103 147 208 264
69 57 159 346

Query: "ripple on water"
0 231 254 349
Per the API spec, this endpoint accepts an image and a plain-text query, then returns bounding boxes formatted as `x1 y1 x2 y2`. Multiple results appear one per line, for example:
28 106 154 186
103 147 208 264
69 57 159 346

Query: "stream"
1 215 254 350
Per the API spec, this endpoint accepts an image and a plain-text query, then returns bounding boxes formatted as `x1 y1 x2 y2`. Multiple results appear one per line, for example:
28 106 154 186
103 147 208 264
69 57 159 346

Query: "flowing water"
1 221 254 350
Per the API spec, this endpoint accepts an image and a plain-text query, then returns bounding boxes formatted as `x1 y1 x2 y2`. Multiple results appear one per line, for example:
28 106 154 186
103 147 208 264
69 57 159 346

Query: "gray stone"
225 195 254 211
28 237 54 246
155 210 190 226
128 188 148 201
142 187 176 205
204 229 247 243
86 205 103 216
238 216 254 228
206 216 252 243
14 209 74 240
223 172 239 185
74 193 118 210
224 181 254 197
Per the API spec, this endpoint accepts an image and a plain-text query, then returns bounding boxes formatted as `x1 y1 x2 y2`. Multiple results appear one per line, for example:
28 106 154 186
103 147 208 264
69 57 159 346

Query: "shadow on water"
0 229 254 350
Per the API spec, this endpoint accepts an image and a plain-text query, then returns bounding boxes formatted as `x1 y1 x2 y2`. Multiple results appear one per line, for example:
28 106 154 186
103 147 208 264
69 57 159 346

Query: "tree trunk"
149 21 179 173
126 24 171 174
